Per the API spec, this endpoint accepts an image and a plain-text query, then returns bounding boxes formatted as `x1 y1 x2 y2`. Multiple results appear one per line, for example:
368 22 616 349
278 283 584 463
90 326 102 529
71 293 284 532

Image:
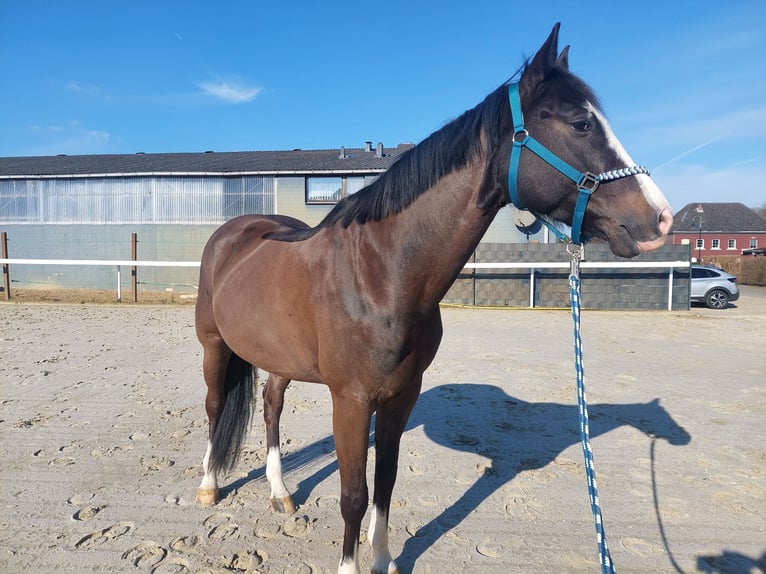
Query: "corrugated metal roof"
672 202 766 232
0 144 415 177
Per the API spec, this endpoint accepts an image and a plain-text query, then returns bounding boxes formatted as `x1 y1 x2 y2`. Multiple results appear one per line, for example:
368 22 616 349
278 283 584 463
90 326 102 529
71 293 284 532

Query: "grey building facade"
1 146 690 308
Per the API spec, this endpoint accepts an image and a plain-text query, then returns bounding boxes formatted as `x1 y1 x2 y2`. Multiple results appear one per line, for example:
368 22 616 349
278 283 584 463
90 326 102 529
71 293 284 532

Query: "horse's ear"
557 45 570 70
520 22 560 97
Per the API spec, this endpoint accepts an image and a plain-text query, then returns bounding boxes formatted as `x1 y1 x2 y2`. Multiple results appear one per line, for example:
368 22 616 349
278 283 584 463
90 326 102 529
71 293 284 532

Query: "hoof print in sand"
203 511 239 541
140 455 175 472
74 521 134 549
121 541 167 568
72 505 105 521
169 534 201 555
282 515 312 538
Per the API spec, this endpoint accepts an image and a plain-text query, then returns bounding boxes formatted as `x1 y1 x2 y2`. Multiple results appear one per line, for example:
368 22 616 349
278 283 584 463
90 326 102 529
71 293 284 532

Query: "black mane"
267 61 596 242
264 84 512 242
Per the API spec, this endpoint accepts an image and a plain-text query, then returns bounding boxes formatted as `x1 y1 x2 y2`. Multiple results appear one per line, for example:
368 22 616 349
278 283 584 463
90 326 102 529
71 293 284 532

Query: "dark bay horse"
194 24 673 574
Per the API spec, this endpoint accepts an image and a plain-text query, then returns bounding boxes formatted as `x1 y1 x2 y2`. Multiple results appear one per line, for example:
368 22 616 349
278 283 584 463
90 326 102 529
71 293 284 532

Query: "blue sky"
1 0 764 210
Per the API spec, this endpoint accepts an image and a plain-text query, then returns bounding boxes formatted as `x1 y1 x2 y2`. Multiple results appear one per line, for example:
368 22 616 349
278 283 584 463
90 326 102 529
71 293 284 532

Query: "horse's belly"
211 269 323 383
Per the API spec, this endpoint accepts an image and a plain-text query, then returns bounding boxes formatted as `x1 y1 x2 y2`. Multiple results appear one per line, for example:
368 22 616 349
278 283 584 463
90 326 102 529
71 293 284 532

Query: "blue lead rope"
569 249 616 574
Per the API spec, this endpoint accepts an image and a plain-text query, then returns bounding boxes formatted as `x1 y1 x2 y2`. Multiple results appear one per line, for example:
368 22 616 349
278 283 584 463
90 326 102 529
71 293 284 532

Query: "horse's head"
592 398 691 446
510 24 673 258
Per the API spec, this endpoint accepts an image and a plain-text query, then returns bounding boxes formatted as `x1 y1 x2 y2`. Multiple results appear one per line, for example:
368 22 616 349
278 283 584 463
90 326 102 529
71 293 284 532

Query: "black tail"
209 353 256 475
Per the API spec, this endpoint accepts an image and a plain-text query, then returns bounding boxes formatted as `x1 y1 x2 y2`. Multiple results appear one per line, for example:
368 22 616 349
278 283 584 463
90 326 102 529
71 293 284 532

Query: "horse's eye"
571 120 593 133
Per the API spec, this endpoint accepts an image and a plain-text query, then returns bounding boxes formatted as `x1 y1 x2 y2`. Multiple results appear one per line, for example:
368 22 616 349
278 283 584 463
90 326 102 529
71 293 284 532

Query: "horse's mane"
267 62 598 242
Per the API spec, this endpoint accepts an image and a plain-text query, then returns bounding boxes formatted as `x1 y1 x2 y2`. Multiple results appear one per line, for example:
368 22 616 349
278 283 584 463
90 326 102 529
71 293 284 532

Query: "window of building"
751 238 758 249
696 238 704 249
711 239 720 249
306 177 342 203
306 176 366 204
727 239 736 250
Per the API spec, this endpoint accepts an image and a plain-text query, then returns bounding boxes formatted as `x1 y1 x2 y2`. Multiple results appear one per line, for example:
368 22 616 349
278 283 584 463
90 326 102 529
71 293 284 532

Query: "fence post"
131 233 138 302
1 232 10 300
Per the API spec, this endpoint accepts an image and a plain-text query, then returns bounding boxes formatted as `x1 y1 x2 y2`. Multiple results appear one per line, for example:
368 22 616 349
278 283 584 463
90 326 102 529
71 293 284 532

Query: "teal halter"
506 82 650 245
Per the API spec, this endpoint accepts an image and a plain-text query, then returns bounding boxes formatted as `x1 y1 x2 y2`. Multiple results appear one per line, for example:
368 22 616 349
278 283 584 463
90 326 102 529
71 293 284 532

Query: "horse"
193 23 673 574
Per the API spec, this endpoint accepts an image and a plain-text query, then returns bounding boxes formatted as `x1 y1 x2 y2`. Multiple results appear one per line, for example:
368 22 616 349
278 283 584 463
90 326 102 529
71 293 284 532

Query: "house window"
306 177 342 203
346 177 365 196
728 239 736 250
750 239 758 249
711 239 720 250
696 238 704 250
306 176 366 204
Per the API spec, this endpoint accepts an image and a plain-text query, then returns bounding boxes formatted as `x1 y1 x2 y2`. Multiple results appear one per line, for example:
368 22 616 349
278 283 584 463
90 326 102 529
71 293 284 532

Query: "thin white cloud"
646 106 766 150
653 136 723 173
653 163 766 210
197 81 262 104
27 121 110 155
65 81 101 95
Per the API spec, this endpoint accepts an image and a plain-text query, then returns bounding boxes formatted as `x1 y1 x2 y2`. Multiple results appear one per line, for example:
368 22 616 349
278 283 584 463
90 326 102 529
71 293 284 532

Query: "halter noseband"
507 82 650 245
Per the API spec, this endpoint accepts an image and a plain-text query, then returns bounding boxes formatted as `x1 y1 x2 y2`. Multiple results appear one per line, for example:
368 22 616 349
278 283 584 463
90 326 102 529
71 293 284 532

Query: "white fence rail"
1 258 690 309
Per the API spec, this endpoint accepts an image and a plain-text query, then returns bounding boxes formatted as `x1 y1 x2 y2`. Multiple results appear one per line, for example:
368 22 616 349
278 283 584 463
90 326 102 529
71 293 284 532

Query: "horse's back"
200 214 309 276
197 214 309 320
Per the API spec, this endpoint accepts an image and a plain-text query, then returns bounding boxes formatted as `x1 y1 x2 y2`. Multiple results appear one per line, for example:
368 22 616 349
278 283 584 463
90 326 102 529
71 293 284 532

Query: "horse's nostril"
658 209 673 235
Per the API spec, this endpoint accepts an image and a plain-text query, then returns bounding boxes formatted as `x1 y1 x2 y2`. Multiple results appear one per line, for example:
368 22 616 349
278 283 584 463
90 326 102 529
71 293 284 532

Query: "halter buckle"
578 172 600 193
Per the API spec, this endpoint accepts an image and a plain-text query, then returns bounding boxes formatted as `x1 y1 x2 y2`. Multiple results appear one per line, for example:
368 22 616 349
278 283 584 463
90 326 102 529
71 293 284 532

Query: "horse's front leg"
263 373 295 513
368 379 421 574
332 392 374 574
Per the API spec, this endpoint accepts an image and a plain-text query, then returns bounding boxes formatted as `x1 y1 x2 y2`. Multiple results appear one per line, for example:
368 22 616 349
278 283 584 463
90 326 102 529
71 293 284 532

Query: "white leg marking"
338 550 360 574
369 506 398 574
199 440 217 491
266 446 291 500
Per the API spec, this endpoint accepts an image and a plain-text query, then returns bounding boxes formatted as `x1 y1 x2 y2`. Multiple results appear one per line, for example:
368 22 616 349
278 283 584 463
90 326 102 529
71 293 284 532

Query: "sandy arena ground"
1 288 764 573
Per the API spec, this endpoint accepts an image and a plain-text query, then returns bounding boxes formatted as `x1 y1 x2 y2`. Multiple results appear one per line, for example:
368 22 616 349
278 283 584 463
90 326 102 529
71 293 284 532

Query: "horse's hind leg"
263 373 295 513
195 336 231 506
368 380 422 574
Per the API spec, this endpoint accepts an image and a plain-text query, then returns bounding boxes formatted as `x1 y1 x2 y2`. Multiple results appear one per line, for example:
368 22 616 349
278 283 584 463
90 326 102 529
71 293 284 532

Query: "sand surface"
1 289 765 573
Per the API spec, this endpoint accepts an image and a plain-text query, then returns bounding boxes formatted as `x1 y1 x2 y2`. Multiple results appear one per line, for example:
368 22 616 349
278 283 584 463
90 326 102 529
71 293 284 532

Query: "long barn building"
0 145 690 308
0 143 547 294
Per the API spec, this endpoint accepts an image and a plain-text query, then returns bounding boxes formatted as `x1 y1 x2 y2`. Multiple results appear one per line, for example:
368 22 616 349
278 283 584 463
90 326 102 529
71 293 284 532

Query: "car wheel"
705 289 729 309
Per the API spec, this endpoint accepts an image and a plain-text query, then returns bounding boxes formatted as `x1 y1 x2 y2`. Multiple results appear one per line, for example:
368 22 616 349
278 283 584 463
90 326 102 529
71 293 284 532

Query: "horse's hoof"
270 496 296 514
371 563 399 574
195 487 219 506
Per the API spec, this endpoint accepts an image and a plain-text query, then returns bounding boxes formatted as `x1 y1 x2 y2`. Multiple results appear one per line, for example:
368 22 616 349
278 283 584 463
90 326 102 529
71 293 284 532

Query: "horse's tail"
209 352 256 475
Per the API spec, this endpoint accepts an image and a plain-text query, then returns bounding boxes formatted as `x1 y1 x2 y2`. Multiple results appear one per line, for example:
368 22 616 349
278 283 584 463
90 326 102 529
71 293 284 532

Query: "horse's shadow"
398 384 690 570
223 383 691 571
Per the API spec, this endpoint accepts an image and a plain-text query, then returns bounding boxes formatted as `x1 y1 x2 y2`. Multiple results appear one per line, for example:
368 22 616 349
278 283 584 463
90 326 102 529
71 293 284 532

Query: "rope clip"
567 243 582 279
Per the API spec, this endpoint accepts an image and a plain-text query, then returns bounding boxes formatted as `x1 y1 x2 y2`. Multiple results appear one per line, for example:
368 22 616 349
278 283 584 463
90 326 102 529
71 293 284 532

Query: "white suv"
690 265 740 309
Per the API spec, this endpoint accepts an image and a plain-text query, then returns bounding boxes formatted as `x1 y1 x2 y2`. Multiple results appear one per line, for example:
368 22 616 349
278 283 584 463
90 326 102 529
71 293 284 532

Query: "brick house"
670 202 766 262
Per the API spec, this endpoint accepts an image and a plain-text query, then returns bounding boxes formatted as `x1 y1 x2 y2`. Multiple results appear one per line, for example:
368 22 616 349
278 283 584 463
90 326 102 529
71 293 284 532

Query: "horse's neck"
372 153 499 307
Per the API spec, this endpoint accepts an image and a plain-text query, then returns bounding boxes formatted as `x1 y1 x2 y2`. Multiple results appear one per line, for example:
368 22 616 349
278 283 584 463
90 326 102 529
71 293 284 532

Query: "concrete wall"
444 243 691 310
1 224 216 294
